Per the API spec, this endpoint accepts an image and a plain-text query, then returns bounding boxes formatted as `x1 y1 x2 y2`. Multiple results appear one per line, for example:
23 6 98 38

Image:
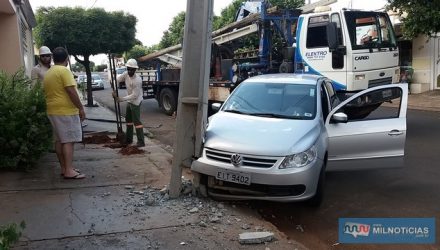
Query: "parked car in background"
77 75 86 86
76 74 105 90
191 74 408 206
91 74 105 90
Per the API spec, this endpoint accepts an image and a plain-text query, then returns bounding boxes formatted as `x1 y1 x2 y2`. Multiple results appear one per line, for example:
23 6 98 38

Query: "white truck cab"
294 8 400 91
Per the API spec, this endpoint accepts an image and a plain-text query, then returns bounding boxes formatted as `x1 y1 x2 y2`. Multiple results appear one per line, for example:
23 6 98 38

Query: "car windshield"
222 82 317 120
92 75 101 81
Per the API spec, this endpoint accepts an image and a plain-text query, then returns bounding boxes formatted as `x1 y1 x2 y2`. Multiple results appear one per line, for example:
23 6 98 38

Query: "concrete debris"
180 242 186 245
100 192 111 197
241 224 251 230
133 191 144 195
199 221 207 227
296 224 304 233
217 203 225 209
209 216 220 223
189 207 199 213
239 232 275 245
124 185 134 190
145 194 156 206
159 186 168 195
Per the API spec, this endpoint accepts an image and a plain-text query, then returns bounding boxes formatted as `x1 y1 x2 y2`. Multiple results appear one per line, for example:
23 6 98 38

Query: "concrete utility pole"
169 0 213 198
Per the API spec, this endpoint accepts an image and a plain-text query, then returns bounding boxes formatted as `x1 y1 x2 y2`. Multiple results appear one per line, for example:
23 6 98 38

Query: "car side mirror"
326 22 339 51
331 112 348 123
211 103 222 112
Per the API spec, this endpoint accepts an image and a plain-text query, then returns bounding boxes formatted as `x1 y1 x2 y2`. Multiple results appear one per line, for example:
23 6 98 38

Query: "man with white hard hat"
31 46 52 86
113 58 145 147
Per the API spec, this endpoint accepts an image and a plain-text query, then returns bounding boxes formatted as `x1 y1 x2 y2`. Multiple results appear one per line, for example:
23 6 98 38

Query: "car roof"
243 73 325 86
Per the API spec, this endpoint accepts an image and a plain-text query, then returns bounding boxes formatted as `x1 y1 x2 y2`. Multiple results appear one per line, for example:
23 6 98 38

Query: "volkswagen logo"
230 154 243 167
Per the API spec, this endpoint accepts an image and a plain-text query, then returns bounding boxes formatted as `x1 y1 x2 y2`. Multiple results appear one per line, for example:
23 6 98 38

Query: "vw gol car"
191 74 408 205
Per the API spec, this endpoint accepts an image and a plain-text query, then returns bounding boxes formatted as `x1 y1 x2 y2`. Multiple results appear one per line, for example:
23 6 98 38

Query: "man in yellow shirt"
44 47 86 179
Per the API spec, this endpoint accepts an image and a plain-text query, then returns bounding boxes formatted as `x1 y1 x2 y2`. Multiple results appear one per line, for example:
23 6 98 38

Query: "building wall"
0 13 22 75
411 35 433 90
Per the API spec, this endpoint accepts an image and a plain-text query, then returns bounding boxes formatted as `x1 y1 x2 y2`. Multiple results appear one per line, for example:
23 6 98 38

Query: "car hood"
204 112 321 156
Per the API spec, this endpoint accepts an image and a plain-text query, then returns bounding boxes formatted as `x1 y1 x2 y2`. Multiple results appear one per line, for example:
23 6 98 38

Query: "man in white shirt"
113 58 145 147
31 46 52 86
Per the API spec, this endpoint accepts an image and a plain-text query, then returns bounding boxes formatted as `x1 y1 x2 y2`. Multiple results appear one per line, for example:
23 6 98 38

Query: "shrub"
0 221 26 250
0 70 52 170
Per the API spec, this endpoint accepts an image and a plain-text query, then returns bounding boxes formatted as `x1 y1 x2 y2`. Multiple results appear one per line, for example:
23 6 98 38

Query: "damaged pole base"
192 172 208 197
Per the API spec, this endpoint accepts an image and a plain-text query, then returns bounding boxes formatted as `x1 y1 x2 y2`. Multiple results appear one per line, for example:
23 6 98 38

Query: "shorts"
48 115 82 143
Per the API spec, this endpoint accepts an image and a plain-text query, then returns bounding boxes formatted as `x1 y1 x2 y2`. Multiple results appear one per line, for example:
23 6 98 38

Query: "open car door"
325 84 408 171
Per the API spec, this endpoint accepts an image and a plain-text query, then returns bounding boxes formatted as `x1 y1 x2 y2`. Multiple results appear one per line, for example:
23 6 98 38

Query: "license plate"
216 170 251 185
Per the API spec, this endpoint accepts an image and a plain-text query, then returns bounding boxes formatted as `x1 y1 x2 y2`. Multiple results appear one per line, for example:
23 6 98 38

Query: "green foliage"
0 70 52 170
71 62 85 72
94 64 108 72
0 221 25 250
269 0 304 9
159 12 186 49
213 0 304 30
125 45 149 61
213 0 246 30
388 0 440 38
34 7 137 57
34 6 137 105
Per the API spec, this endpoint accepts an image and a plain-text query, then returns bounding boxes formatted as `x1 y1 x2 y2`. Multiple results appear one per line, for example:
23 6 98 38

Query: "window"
306 15 329 48
335 87 402 122
344 11 397 50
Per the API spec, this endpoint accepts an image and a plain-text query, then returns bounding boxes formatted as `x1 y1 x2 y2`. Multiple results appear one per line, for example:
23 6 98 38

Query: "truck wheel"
159 88 177 116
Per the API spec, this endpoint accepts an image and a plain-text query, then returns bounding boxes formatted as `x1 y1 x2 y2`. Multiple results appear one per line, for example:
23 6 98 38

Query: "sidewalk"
0 102 304 250
407 90 440 112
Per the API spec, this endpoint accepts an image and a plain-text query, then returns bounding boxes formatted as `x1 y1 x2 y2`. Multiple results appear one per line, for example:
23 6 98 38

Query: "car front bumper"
191 154 323 202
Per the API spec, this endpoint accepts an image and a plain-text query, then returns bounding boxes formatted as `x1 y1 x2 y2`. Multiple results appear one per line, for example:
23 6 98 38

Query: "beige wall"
412 35 433 88
0 13 22 75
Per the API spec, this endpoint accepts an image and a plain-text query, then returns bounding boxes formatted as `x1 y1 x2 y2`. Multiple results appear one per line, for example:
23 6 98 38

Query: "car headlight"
279 145 317 169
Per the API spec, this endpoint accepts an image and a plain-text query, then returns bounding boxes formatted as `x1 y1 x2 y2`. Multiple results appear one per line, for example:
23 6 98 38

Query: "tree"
388 0 440 38
213 0 304 30
34 7 137 106
125 45 149 61
95 64 108 72
213 0 245 30
71 62 85 72
159 12 186 49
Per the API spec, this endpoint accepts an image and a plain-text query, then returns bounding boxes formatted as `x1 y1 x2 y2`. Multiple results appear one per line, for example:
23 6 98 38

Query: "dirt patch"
83 135 115 144
119 145 145 155
104 143 125 149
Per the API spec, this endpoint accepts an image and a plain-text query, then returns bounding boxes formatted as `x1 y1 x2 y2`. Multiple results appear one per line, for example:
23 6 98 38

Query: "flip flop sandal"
64 173 86 180
61 169 81 176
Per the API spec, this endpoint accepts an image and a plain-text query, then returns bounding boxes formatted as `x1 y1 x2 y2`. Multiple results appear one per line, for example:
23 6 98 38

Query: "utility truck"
138 0 399 115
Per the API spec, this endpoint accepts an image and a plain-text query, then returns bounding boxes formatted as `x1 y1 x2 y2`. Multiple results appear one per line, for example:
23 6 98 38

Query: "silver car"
91 74 105 90
191 74 408 205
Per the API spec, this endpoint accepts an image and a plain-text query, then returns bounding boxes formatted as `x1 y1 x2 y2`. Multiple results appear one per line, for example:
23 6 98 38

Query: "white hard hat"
125 58 138 69
39 46 52 55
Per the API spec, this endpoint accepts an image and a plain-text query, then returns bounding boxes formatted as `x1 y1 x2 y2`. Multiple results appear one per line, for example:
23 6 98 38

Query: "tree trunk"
83 56 94 107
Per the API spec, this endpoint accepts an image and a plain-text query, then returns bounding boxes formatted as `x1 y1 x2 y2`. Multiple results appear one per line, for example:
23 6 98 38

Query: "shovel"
108 53 126 144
